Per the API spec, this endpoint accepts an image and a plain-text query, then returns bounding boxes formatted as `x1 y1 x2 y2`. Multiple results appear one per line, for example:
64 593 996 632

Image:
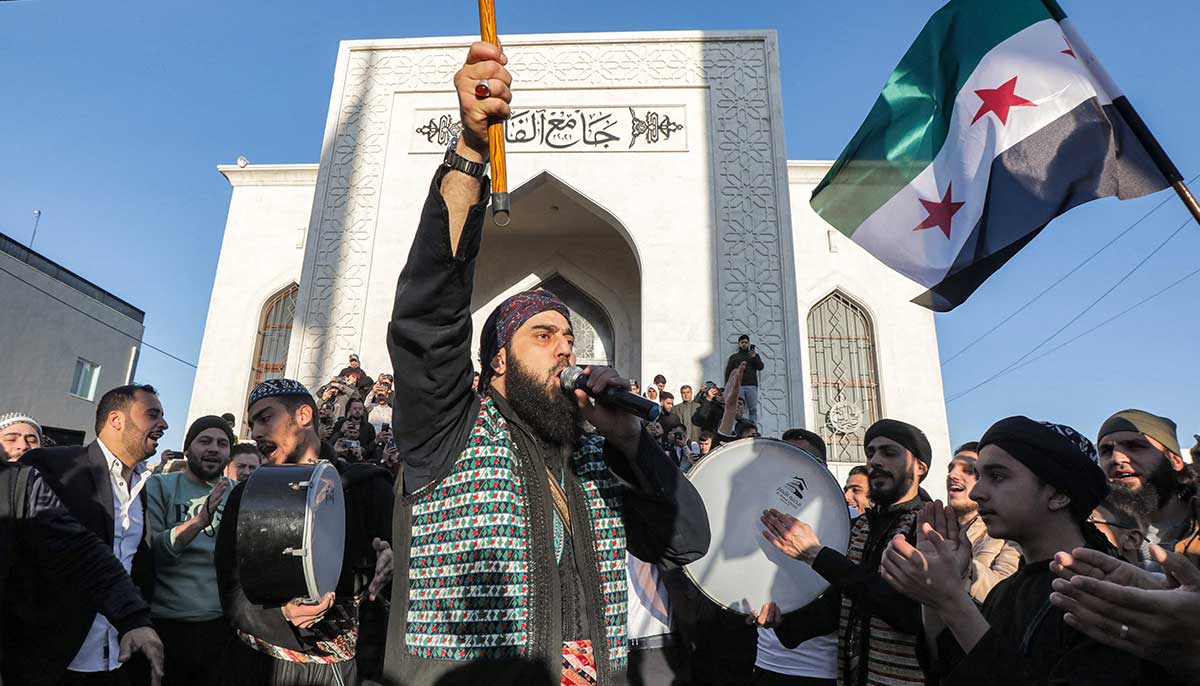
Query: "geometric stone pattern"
294 36 793 434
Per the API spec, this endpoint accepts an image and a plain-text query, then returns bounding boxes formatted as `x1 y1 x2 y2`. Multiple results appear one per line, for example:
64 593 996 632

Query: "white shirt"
68 439 148 673
754 506 859 678
625 554 672 640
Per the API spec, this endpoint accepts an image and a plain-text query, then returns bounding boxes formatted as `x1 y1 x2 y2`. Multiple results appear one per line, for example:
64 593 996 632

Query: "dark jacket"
11 443 155 684
381 169 710 686
724 349 765 387
1 462 153 686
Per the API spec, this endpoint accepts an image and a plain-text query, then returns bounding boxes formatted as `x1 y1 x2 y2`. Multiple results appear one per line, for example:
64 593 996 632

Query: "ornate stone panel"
293 34 798 434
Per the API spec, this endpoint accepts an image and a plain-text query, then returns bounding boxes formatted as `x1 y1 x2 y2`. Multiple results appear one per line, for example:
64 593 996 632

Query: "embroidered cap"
248 378 314 409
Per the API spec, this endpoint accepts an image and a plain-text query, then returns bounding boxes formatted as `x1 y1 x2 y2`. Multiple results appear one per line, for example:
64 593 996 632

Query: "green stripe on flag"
811 0 1056 235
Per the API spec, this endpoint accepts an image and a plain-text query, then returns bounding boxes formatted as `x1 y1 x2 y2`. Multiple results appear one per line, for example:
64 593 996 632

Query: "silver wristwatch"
442 136 487 178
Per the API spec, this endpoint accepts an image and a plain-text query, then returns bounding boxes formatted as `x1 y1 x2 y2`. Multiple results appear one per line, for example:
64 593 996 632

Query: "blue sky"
2 0 1197 457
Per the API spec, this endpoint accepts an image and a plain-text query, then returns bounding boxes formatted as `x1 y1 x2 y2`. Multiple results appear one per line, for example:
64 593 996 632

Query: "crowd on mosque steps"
5 40 1200 686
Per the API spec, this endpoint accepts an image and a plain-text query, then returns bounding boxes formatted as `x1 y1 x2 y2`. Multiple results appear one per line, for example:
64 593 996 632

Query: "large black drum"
236 462 345 606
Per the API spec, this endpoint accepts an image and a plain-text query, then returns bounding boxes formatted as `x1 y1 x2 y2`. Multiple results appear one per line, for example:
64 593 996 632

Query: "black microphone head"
560 366 587 394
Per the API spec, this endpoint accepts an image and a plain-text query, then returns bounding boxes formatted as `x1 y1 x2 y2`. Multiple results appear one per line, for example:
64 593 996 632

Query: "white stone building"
187 31 951 491
0 232 144 444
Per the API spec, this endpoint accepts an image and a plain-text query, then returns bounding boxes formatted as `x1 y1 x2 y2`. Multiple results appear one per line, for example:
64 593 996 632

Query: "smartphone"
749 344 757 353
381 423 391 433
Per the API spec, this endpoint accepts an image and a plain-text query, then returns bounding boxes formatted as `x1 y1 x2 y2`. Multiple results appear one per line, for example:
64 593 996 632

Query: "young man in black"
880 416 1178 685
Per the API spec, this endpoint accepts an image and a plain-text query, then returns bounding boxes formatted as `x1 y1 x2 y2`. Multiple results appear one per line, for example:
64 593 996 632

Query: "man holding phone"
724 335 765 425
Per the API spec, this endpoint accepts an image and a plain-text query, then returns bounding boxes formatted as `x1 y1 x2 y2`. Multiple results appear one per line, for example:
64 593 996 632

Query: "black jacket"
724 349 765 387
10 443 155 684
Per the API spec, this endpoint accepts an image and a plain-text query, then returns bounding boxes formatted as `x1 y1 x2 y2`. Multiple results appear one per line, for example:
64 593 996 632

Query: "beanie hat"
1098 409 1181 458
864 419 932 465
185 415 236 452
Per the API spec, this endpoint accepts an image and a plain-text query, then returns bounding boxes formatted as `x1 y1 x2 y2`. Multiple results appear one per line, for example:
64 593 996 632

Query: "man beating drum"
215 379 396 685
754 420 935 686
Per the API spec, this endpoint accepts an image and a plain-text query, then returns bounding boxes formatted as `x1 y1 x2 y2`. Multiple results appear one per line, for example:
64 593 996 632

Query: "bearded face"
503 346 580 446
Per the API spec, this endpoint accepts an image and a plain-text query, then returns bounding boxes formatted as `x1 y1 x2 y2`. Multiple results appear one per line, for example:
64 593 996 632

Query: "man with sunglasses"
145 416 236 686
1096 409 1199 565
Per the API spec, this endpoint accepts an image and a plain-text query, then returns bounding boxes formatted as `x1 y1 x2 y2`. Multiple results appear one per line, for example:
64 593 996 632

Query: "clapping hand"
879 501 970 609
760 509 822 563
1049 545 1200 677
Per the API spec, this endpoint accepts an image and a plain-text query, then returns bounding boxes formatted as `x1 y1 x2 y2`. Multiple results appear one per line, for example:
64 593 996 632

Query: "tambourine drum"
684 439 850 614
236 462 345 606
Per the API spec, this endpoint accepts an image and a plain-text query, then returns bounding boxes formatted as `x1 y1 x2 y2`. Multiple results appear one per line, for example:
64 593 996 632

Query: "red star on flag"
913 183 965 239
972 76 1037 125
1061 37 1076 58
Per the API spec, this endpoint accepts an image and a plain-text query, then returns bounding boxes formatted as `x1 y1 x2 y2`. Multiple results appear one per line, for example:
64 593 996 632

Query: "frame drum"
684 439 850 614
236 462 346 606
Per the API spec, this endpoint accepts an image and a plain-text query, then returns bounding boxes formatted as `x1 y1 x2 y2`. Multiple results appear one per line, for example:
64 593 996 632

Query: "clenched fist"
454 42 512 161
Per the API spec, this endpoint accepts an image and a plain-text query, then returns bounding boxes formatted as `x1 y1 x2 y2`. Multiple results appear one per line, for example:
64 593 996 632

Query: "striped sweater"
838 505 924 686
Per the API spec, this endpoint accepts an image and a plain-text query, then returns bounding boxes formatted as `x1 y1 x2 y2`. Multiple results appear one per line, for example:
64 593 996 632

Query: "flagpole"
1109 97 1200 225
1057 15 1200 226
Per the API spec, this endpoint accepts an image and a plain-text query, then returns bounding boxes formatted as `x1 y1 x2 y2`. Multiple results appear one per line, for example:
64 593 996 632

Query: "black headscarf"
979 416 1109 515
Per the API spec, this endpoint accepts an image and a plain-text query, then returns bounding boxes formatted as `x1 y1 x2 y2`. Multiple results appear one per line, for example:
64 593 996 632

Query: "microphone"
560 366 661 422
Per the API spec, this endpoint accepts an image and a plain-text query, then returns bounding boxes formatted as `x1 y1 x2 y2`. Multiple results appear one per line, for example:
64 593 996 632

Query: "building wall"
788 162 951 499
0 251 143 440
185 165 315 431
288 31 808 437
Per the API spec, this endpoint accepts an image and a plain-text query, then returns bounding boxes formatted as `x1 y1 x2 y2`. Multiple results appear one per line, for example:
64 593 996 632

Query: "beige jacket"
964 515 1021 604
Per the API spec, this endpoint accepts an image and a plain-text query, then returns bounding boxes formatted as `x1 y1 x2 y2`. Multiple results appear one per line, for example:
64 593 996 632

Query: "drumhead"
302 462 346 602
684 439 850 614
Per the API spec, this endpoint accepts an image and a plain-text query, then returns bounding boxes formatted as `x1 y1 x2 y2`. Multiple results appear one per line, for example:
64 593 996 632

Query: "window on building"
537 275 614 367
807 291 882 463
70 358 102 401
248 283 299 392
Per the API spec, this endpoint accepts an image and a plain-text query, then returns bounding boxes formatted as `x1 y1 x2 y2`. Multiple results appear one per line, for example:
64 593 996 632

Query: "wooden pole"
478 0 510 227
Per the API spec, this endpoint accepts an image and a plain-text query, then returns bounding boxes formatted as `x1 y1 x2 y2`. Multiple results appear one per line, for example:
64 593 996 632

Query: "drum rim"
682 438 850 615
301 461 343 602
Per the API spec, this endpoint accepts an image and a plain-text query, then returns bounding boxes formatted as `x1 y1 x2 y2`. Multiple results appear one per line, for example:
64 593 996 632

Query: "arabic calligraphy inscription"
411 106 687 152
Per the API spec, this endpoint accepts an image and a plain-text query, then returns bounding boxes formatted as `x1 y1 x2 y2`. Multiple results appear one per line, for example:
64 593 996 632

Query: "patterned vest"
838 507 923 686
404 397 629 671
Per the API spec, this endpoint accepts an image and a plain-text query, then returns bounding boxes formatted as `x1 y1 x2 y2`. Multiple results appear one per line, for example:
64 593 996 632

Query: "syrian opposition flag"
811 0 1169 311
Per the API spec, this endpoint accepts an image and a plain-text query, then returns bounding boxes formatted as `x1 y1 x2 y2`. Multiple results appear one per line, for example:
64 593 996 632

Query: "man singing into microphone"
380 42 710 686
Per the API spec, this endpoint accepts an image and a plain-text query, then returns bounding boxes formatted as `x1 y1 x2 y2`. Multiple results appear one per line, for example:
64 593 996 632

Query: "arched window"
807 291 882 463
249 283 299 391
538 275 613 367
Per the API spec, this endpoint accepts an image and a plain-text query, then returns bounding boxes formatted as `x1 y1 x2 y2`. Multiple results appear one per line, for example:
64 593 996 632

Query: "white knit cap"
0 413 42 435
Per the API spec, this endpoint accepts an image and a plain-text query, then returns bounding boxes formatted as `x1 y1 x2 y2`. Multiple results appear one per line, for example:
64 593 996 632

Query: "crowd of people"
3 40 1200 686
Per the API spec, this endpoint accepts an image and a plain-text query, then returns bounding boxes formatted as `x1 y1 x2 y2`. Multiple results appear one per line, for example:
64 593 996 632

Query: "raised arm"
388 42 513 494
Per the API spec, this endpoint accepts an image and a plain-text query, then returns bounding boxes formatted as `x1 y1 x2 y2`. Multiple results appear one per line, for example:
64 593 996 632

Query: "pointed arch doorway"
470 172 641 377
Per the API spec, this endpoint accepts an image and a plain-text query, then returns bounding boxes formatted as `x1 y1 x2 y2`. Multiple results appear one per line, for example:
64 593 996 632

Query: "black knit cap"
185 415 237 452
980 416 1108 514
864 419 932 465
